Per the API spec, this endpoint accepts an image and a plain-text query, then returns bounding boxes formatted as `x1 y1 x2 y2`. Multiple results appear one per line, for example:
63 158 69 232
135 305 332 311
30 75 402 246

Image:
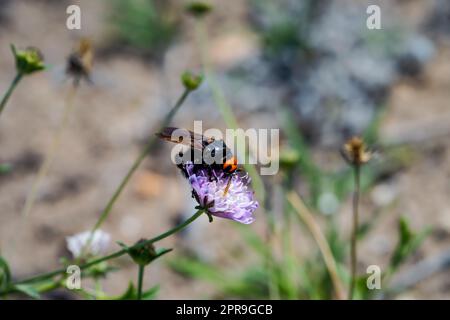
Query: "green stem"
349 164 360 300
22 86 78 218
266 226 280 300
0 73 23 117
194 20 266 203
80 88 191 256
92 88 190 232
1 209 204 295
288 191 347 300
137 265 145 300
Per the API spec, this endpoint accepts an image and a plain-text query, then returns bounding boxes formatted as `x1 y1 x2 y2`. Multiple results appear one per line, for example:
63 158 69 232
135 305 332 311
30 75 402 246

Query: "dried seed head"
66 38 94 86
341 136 372 166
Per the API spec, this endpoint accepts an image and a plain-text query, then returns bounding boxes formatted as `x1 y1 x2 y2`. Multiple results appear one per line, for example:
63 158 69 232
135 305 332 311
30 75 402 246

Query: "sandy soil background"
0 0 449 299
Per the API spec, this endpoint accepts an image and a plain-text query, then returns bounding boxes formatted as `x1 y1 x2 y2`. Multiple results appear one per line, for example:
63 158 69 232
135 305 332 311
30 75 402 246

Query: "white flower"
66 230 111 258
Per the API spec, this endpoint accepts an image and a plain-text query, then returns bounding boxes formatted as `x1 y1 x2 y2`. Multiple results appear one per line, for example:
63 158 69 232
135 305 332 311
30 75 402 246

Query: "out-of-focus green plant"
185 1 212 18
168 104 428 300
0 163 12 175
0 209 205 299
169 194 428 300
190 1 266 203
387 217 431 278
0 256 12 293
111 282 159 300
85 72 201 247
0 68 203 300
250 0 316 64
119 239 172 300
109 0 179 60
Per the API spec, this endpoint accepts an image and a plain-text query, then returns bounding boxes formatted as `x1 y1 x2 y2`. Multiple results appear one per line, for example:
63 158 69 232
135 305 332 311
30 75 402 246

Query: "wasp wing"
156 127 211 150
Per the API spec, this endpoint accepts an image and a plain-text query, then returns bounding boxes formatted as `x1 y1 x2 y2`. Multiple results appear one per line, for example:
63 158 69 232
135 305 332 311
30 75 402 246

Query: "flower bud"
86 261 111 279
185 2 212 18
11 45 45 75
181 71 203 91
128 239 158 266
279 148 301 171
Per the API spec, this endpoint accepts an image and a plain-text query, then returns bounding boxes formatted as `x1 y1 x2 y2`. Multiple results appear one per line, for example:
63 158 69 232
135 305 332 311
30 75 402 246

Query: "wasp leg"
223 175 232 196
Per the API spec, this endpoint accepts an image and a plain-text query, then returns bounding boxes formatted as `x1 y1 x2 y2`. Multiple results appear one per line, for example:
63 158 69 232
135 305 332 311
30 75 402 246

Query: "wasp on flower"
157 127 258 224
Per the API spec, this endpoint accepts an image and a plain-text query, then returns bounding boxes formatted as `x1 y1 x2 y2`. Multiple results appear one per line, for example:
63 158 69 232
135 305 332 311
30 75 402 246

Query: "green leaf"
142 285 159 300
94 282 136 300
389 216 430 271
0 256 12 291
110 0 178 57
236 225 270 257
83 261 117 279
0 163 12 175
14 284 41 299
354 275 379 300
363 107 385 145
282 108 322 207
220 267 270 299
117 282 137 300
168 256 227 286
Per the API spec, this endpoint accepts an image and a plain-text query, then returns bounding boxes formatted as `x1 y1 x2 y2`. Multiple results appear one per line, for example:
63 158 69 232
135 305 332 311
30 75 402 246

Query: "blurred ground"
0 0 449 299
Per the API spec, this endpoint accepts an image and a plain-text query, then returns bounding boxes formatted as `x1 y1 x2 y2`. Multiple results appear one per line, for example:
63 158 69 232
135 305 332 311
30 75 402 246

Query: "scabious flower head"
11 45 45 75
66 230 111 259
183 163 258 224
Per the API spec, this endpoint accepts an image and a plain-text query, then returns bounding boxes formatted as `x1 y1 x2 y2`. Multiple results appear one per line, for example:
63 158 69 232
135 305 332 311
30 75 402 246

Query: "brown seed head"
342 136 371 166
66 38 93 86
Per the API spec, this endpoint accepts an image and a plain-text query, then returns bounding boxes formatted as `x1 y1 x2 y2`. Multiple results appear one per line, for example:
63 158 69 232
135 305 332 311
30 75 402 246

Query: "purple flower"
183 163 258 224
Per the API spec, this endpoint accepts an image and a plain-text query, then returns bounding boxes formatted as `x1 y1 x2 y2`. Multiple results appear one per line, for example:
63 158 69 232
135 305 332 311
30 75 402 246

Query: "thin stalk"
194 20 275 299
80 88 191 256
0 209 204 295
349 164 360 300
22 86 78 218
266 213 280 300
194 20 266 203
0 73 23 117
287 191 347 300
282 199 300 299
137 265 145 300
92 88 190 232
94 278 103 297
